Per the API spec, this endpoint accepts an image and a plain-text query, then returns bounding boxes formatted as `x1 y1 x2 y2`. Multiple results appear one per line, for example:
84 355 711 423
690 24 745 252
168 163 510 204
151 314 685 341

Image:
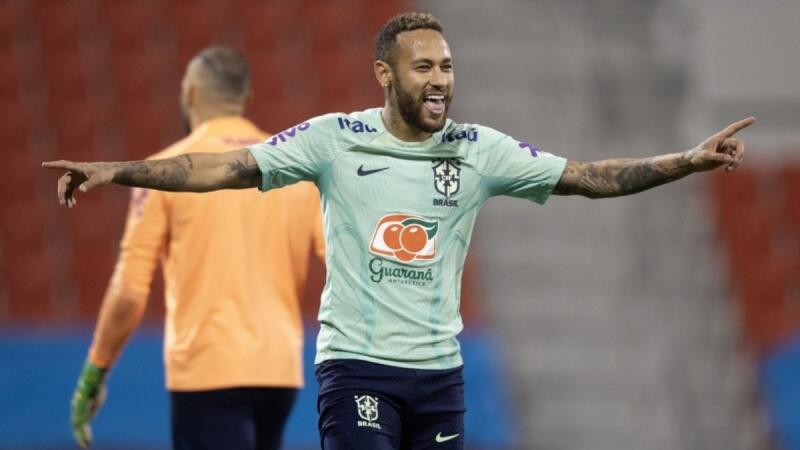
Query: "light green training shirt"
248 108 566 369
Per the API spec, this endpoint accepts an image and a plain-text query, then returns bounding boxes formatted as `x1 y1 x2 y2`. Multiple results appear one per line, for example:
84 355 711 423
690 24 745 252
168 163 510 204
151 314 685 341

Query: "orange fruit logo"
369 214 438 262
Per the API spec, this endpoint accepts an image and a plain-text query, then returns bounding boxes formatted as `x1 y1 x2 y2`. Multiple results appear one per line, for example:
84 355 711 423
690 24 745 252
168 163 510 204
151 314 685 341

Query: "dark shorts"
315 359 465 450
170 386 297 450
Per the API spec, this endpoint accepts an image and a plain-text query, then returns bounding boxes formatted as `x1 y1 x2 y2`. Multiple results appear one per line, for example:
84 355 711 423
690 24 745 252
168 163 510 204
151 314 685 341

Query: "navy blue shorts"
315 359 465 450
170 387 297 450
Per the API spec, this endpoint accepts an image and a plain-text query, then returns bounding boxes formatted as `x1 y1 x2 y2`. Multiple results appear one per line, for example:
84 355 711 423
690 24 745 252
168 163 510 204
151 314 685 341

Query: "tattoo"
108 149 261 192
553 153 694 198
226 151 262 187
113 159 189 191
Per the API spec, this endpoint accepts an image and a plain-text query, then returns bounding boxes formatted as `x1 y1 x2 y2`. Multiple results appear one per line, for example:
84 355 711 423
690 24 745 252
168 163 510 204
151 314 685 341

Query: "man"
68 46 324 450
46 13 752 450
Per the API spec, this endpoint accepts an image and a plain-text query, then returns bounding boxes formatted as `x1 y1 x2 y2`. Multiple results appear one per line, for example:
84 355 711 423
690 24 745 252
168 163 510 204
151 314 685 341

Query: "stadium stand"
7 1 797 448
1 0 405 322
0 1 498 448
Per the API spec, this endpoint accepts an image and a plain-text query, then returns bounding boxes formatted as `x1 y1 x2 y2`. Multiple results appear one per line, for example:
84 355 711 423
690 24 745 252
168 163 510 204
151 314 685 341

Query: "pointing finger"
713 116 756 141
42 160 77 171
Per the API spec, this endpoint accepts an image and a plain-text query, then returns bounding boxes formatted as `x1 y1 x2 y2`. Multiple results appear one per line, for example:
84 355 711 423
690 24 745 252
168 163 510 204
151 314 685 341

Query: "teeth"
425 95 445 102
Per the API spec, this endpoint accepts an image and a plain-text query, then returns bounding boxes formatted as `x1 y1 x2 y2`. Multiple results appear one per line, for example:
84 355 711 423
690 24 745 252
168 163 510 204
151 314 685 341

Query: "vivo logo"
267 122 311 146
518 141 539 157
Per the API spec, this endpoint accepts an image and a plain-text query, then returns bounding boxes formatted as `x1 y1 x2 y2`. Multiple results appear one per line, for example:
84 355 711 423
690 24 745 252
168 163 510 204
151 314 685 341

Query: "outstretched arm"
42 148 260 207
553 117 754 198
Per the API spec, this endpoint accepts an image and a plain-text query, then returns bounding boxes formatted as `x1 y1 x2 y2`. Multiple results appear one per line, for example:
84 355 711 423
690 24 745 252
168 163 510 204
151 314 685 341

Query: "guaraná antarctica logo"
368 214 439 286
369 214 438 263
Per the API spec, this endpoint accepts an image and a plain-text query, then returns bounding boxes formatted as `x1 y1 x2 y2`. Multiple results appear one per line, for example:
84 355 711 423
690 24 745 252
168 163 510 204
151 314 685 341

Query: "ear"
185 84 196 107
374 60 392 88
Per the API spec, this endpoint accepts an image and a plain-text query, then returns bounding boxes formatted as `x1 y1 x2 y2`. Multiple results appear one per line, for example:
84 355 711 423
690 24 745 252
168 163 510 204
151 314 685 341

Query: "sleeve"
88 187 168 367
478 126 567 204
310 191 326 260
108 188 169 298
247 114 340 192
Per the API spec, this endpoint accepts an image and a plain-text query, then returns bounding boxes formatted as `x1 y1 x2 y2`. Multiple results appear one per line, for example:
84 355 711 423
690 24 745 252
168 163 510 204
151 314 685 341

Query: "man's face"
389 29 454 133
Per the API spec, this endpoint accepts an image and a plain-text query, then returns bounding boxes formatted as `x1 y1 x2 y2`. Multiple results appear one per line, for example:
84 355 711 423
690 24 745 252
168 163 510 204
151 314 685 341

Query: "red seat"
48 100 117 160
117 100 177 159
708 167 760 229
719 203 776 281
4 252 54 318
42 51 91 107
0 0 17 44
166 1 234 66
110 49 172 103
305 0 363 54
1 196 54 316
0 47 22 103
33 0 94 54
236 1 280 56
248 94 318 134
1 196 46 254
2 153 41 210
363 0 405 29
246 50 286 101
99 0 164 54
234 0 304 55
0 100 31 151
780 165 800 233
313 48 373 111
736 257 796 353
64 190 127 316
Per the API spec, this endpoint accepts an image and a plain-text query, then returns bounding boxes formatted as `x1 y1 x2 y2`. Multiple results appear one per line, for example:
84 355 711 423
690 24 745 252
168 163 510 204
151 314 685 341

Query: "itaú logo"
369 214 438 263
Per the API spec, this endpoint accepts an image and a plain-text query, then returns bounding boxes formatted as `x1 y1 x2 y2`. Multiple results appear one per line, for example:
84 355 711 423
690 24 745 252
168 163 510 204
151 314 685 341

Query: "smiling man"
44 12 752 450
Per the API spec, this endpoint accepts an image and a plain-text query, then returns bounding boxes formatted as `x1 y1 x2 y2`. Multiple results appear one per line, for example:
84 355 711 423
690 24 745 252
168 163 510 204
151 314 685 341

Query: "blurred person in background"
68 46 325 450
45 13 753 450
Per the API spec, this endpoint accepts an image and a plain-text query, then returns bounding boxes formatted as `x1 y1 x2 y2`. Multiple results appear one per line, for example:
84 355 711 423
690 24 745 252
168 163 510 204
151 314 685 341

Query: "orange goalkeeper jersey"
89 116 324 390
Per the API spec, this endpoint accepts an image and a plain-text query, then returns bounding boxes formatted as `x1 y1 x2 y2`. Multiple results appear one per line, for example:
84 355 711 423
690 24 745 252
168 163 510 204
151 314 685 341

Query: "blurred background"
1 0 799 449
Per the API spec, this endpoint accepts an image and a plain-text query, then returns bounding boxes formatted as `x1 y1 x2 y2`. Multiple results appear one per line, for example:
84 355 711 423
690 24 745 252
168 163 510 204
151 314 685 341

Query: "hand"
70 361 109 449
685 116 755 172
41 161 117 208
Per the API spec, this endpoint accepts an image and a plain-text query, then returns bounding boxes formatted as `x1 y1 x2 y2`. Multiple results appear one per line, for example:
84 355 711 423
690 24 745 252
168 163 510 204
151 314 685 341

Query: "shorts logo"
369 214 438 263
355 395 381 429
432 158 461 198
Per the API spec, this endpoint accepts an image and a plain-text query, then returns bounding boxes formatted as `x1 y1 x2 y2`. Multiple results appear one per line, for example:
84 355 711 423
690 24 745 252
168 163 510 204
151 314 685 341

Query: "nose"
429 67 449 88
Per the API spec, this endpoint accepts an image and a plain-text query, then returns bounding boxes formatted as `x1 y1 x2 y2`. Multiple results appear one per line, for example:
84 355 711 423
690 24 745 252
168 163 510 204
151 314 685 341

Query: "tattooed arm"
552 117 754 198
42 149 261 207
552 154 695 198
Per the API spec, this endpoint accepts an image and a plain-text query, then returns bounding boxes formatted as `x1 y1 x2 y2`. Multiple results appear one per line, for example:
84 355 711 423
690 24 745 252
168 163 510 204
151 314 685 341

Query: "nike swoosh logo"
357 165 389 176
435 432 460 443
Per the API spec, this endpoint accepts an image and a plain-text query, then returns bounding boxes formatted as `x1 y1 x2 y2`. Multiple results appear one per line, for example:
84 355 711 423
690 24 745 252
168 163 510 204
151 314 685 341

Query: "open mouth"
423 94 446 115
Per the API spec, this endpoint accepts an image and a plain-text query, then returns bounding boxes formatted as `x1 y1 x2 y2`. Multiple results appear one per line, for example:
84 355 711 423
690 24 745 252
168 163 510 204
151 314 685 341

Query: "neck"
189 104 244 130
381 100 432 142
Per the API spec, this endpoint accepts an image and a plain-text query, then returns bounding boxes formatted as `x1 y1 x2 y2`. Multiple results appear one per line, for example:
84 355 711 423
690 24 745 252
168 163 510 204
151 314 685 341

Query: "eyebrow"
410 57 453 65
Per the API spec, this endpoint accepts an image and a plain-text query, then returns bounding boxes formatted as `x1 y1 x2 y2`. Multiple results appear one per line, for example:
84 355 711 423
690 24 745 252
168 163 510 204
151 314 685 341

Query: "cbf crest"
355 394 381 429
432 158 461 198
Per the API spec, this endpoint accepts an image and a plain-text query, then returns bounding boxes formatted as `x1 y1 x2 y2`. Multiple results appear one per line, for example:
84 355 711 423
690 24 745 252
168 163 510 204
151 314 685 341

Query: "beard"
392 78 448 134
